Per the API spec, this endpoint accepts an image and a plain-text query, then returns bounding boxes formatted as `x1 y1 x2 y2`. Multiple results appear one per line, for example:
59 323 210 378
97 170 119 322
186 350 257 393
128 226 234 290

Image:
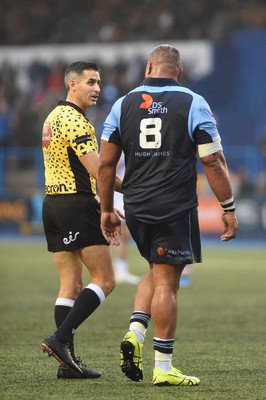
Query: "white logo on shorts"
63 231 80 244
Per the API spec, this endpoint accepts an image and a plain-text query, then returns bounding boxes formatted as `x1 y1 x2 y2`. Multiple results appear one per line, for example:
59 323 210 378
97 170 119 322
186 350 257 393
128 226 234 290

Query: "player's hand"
220 212 239 241
96 196 125 219
101 211 122 246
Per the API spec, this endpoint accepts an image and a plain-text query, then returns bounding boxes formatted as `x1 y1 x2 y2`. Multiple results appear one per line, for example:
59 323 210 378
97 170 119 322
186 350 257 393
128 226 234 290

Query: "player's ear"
145 61 152 77
69 79 76 91
177 67 183 80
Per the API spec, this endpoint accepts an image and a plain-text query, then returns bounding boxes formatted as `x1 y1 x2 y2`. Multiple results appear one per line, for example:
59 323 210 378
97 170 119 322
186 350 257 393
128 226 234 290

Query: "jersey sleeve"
101 97 124 145
188 94 221 144
67 113 97 157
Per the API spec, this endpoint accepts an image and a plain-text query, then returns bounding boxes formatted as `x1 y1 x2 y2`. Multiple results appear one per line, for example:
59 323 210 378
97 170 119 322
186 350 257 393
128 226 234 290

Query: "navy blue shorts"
126 207 202 265
42 194 109 252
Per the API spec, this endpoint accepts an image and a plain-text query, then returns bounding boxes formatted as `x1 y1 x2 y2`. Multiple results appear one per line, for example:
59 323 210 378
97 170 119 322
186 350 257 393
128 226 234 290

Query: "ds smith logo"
140 94 168 115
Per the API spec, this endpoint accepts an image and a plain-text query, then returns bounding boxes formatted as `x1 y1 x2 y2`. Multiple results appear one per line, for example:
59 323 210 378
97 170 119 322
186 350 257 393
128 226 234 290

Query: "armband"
198 139 223 158
220 197 235 212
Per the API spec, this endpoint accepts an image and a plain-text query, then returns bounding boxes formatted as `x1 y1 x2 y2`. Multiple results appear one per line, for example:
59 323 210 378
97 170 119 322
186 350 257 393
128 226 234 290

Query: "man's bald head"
145 44 182 79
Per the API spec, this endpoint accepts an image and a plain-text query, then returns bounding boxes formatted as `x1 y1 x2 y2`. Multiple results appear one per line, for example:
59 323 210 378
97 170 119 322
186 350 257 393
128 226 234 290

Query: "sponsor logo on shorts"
63 231 80 245
157 246 191 258
167 249 191 257
157 247 166 256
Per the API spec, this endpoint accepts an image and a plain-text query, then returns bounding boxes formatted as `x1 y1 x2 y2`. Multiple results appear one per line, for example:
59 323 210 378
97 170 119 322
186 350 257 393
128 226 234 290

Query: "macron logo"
140 94 153 109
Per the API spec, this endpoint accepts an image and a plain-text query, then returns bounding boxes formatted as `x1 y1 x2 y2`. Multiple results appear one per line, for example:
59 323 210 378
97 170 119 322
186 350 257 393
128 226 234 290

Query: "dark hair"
64 61 100 90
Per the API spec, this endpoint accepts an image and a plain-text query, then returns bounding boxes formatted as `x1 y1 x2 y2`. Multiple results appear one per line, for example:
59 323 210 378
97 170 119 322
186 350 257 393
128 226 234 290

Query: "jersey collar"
58 100 85 116
141 77 179 87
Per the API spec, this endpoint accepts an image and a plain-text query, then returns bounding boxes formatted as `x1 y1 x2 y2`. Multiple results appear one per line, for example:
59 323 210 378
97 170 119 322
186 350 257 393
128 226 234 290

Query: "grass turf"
0 240 265 399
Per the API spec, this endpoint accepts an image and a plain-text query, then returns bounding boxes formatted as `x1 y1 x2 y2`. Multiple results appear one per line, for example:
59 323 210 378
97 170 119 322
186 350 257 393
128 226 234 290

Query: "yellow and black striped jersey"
42 101 97 195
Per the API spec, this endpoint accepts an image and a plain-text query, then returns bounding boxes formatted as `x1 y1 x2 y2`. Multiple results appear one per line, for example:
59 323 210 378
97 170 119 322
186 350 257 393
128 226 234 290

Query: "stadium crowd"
0 0 266 197
0 56 149 147
1 0 266 44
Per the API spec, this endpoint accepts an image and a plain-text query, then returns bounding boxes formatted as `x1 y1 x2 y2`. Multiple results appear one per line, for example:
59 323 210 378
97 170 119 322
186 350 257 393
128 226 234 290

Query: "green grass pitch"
0 240 265 400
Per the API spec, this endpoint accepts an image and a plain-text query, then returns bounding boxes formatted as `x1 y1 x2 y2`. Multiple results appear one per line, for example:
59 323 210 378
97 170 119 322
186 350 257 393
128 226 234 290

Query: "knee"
91 273 115 298
104 275 116 297
100 274 116 297
74 280 84 298
59 280 83 300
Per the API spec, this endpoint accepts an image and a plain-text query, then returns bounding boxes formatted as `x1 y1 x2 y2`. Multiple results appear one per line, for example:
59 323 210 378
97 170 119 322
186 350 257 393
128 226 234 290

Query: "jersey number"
139 118 162 149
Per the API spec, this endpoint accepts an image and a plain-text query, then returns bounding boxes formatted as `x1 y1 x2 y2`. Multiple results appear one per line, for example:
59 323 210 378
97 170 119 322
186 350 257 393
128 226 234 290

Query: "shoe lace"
68 343 88 368
74 356 87 368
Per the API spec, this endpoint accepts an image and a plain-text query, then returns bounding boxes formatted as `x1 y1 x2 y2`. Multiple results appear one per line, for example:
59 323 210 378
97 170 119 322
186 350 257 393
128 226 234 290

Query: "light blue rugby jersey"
101 78 220 223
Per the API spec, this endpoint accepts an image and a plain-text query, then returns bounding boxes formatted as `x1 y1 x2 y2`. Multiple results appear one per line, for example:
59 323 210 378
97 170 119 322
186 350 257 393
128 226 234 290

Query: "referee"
41 61 122 379
98 45 238 386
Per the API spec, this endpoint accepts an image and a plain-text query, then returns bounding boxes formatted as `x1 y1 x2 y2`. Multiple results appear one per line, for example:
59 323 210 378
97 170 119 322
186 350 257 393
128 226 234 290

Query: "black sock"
153 338 174 353
54 305 72 328
54 304 75 346
130 311 151 329
55 288 101 343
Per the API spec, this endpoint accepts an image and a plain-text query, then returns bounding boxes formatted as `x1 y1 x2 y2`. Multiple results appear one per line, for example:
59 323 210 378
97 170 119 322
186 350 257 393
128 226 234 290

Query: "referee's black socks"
55 284 105 344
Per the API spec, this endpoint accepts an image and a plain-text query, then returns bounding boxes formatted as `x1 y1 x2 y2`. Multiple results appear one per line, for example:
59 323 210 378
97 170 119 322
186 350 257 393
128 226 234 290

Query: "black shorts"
42 194 109 252
126 207 202 265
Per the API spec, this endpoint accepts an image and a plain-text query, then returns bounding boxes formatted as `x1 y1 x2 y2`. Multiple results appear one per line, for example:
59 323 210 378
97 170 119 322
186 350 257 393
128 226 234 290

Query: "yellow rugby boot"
120 331 143 381
153 366 200 386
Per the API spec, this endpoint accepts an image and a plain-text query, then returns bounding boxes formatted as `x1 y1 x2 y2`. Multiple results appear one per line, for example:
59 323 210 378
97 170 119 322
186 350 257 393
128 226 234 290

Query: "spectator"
0 96 10 146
